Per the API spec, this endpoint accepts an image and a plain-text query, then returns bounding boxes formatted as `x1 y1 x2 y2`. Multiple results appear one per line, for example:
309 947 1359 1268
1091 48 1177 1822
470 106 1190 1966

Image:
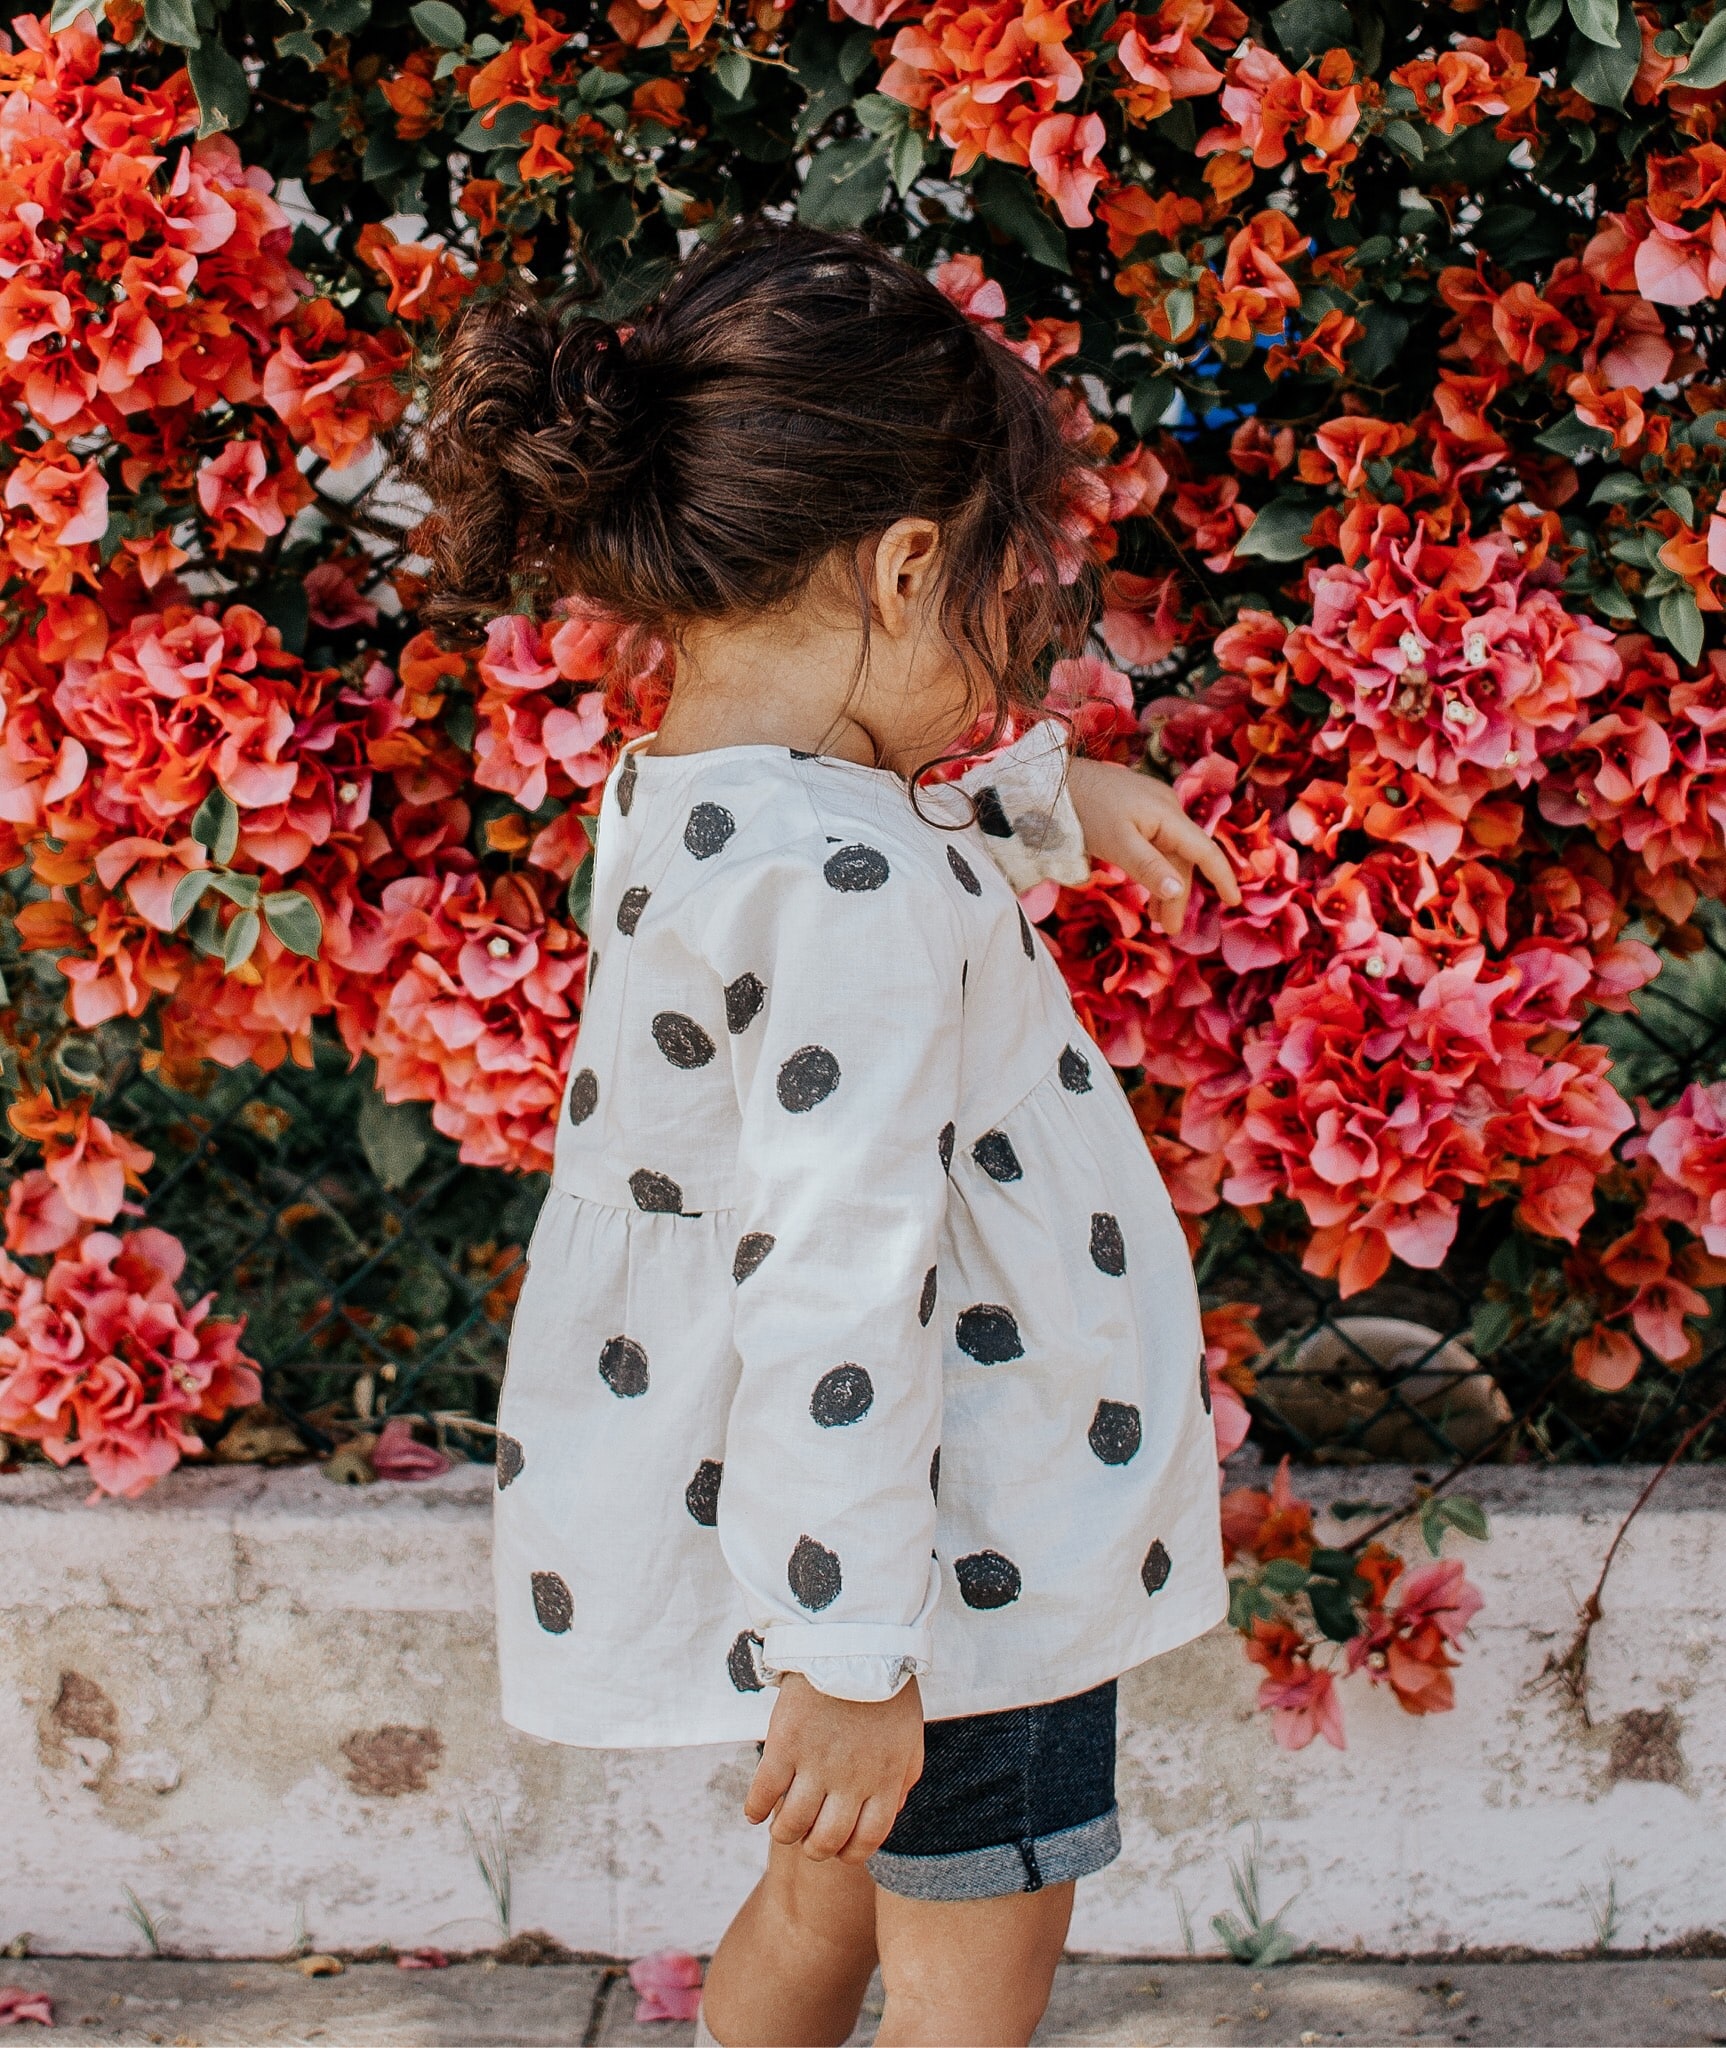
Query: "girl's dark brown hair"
414 224 1098 739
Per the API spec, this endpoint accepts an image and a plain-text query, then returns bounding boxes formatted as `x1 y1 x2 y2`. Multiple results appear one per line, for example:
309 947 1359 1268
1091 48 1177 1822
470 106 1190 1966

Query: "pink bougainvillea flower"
369 1415 453 1480
628 1950 704 2023
1028 111 1106 227
0 1985 54 2025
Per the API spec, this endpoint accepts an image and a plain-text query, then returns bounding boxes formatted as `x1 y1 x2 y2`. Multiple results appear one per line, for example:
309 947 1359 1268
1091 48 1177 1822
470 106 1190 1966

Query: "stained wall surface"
1 1461 1717 1959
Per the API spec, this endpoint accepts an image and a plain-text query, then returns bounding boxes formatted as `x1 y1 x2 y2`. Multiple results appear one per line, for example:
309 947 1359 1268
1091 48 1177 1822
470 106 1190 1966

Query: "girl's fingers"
1125 840 1189 932
838 1792 904 1865
802 1791 862 1863
1145 806 1242 907
744 1750 795 1827
768 1774 827 1847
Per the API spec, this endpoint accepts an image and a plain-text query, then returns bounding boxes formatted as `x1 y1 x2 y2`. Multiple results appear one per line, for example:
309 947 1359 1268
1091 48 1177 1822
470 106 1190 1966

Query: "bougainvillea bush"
2 0 1726 1733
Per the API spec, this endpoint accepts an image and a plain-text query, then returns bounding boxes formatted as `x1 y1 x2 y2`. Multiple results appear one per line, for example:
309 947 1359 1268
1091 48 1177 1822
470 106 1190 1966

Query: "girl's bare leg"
872 1879 1074 2047
701 1839 879 2047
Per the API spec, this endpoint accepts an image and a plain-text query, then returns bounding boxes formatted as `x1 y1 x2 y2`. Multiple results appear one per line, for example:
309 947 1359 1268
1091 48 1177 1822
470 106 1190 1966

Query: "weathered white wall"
1 1459 1719 1960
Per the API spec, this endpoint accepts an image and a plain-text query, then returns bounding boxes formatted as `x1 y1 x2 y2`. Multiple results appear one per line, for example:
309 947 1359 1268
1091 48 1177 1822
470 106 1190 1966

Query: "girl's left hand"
1067 756 1242 936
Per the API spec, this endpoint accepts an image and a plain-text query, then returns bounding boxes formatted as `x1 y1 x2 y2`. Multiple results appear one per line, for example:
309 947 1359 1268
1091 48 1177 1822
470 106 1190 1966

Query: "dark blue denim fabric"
868 1679 1119 1899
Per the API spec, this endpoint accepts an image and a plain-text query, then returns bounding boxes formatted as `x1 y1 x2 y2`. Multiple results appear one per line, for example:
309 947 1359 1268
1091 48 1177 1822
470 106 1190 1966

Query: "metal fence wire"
99 900 1726 1470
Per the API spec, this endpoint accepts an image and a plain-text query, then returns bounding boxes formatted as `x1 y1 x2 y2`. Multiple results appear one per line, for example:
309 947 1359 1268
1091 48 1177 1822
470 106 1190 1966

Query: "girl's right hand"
745 1672 926 1864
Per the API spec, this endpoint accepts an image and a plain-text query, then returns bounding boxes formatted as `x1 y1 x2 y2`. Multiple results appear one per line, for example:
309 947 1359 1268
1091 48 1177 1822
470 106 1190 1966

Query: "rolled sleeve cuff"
761 1623 931 1704
956 720 1089 892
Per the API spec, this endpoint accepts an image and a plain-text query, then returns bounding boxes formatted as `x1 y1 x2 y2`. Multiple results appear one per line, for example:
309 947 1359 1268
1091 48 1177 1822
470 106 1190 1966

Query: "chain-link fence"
96 903 1726 1472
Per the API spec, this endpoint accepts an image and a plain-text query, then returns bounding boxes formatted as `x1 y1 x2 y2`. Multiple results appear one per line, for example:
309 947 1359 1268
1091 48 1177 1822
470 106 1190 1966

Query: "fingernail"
1159 877 1181 898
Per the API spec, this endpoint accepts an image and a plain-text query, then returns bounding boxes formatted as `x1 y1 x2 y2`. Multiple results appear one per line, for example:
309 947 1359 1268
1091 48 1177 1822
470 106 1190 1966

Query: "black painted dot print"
975 785 1013 838
1088 1400 1142 1466
824 843 890 893
629 1168 683 1214
1199 1350 1213 1414
566 1068 598 1127
947 845 982 896
1018 908 1036 960
616 886 650 936
685 1458 722 1526
725 972 765 1035
684 802 736 859
955 1550 1021 1609
653 1011 717 1069
1058 1045 1092 1093
727 1630 765 1693
938 1122 955 1174
777 1045 840 1112
810 1364 874 1428
788 1535 842 1612
733 1232 776 1283
615 753 638 815
955 1303 1024 1364
929 1446 940 1500
1142 1539 1172 1596
495 1433 524 1488
918 1266 938 1327
1090 1212 1126 1277
531 1570 573 1634
599 1335 649 1398
972 1130 1023 1183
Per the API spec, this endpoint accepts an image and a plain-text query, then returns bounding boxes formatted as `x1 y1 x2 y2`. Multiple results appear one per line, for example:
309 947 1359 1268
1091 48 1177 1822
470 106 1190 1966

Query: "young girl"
418 224 1240 2048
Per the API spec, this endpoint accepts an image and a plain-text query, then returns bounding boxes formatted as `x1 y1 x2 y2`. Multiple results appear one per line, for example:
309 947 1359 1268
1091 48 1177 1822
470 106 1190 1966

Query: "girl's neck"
650 608 881 767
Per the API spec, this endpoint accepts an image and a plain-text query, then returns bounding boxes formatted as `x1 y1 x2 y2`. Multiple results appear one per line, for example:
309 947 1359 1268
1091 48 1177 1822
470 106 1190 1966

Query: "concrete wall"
1 1459 1720 1961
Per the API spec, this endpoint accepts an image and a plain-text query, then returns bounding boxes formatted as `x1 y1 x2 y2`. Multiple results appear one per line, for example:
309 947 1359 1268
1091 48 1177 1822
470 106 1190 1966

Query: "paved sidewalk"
4 1957 1726 2047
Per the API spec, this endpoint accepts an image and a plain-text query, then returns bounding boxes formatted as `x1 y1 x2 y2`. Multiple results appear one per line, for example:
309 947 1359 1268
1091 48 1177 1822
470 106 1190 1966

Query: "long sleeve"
697 839 963 1703
954 719 1090 892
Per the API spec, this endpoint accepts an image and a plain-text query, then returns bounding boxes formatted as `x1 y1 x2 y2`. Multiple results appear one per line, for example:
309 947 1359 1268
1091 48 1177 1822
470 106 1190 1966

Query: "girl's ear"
870 517 943 634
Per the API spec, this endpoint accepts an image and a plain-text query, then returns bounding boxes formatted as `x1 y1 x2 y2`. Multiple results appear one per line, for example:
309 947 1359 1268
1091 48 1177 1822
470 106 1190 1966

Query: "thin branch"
1538 1380 1726 1724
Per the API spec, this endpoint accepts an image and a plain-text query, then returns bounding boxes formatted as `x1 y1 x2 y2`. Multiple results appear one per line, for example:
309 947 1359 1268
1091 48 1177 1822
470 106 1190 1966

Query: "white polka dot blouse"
493 722 1228 1746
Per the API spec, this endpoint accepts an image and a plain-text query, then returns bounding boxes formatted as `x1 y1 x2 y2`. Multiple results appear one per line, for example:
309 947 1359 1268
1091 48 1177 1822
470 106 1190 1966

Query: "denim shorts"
867 1679 1119 1902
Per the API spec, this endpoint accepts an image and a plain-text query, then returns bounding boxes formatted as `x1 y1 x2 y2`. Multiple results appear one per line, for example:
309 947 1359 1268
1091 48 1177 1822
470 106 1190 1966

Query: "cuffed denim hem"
867 1805 1121 1902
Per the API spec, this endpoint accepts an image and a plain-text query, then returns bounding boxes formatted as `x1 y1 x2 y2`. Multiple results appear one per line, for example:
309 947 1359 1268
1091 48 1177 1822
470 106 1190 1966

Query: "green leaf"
168 870 210 931
410 0 466 41
853 90 905 134
262 890 324 958
1681 8 1726 89
1526 0 1563 32
144 0 198 44
1163 286 1195 340
888 123 926 197
565 851 595 936
797 135 891 230
454 101 541 150
358 1090 432 1190
1660 588 1705 667
1590 576 1640 623
1661 482 1697 527
1589 472 1647 505
204 869 261 909
1235 497 1316 563
1351 303 1409 383
1471 1297 1516 1356
190 787 240 865
222 909 261 973
188 40 250 135
713 46 752 99
1568 0 1621 47
1308 1577 1363 1643
49 0 102 29
972 163 1070 273
1569 4 1640 107
303 0 370 27
1382 117 1425 160
836 27 877 81
1131 377 1175 435
1436 1495 1490 1542
1269 0 1352 62
275 28 324 62
1535 411 1614 457
1260 1558 1312 1595
577 65 636 100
